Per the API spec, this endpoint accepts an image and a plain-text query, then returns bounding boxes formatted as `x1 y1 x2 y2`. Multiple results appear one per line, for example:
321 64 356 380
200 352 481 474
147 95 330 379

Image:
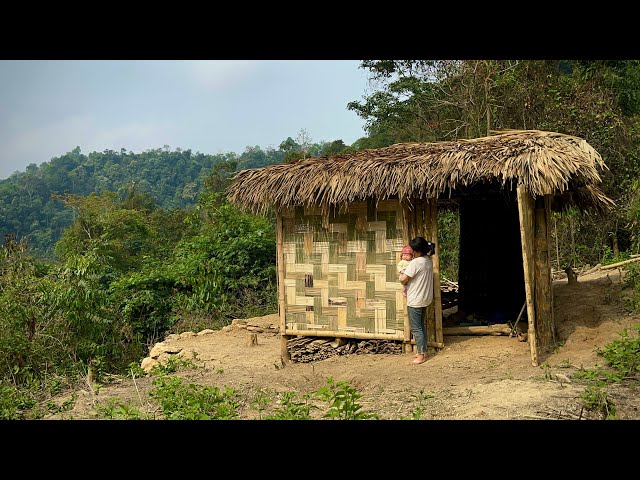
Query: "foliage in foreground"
572 323 640 419
90 375 382 421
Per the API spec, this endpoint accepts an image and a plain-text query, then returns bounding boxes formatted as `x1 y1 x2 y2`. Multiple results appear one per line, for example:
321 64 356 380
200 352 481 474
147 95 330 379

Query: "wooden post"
428 198 443 347
546 196 555 345
534 196 554 351
516 186 538 366
401 199 412 353
554 215 560 271
416 199 425 238
276 211 291 363
422 199 435 344
408 200 415 241
485 75 491 137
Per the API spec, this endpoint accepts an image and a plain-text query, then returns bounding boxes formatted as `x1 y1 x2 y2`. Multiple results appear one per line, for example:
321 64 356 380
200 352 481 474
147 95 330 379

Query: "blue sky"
0 60 371 179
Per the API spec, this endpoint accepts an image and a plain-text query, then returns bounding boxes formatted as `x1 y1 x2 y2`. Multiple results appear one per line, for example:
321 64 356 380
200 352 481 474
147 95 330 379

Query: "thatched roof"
228 129 615 214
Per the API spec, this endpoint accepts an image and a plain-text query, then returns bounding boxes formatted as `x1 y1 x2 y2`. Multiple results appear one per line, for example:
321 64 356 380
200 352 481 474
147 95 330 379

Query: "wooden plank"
283 329 404 341
328 264 348 273
356 251 367 279
276 212 290 363
337 307 347 329
294 296 315 306
375 230 387 253
428 197 443 346
375 307 386 333
443 325 513 336
385 281 404 291
409 339 445 349
517 186 538 366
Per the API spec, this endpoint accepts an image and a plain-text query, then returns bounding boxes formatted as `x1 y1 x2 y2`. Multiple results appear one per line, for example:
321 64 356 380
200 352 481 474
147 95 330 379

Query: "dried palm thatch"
228 130 615 214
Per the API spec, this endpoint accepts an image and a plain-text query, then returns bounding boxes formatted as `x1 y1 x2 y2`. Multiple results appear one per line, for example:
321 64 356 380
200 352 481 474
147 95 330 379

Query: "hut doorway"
445 189 526 327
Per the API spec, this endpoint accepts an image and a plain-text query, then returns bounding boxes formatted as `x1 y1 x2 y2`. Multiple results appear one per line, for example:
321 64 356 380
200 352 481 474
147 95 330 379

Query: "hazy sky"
0 60 371 179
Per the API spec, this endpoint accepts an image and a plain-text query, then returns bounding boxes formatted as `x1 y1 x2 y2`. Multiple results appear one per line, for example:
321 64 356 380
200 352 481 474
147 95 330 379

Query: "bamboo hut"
228 129 614 366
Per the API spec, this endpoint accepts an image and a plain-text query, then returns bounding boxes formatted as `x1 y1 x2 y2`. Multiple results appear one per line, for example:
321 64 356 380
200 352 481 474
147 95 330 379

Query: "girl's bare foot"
410 354 427 365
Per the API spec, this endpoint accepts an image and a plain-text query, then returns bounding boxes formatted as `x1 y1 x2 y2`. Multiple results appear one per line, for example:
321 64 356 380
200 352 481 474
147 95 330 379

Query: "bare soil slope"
48 268 640 420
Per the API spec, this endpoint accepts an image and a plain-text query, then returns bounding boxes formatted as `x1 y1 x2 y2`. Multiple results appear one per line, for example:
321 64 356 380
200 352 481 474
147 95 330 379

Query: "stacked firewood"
440 278 459 293
440 278 459 310
287 337 402 363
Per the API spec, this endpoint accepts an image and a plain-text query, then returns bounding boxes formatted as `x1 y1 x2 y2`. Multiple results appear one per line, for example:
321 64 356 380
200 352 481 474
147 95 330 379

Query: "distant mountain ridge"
0 146 262 258
0 137 355 258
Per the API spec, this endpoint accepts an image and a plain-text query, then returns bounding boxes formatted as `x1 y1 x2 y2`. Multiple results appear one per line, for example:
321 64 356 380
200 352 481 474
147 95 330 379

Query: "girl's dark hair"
409 236 435 256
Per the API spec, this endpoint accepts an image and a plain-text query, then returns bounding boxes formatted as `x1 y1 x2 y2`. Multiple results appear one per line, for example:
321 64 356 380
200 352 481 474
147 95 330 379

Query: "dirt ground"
47 268 640 420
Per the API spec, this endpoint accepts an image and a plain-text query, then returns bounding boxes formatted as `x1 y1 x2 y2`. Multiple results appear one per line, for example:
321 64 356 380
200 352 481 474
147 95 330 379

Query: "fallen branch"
443 324 513 336
601 257 640 270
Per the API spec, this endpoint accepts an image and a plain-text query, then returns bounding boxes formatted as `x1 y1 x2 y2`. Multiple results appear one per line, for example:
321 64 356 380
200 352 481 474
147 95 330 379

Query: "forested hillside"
0 134 349 258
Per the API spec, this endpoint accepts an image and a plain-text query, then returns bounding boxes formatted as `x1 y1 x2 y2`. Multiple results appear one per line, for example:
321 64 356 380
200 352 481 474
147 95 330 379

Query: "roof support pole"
517 186 539 366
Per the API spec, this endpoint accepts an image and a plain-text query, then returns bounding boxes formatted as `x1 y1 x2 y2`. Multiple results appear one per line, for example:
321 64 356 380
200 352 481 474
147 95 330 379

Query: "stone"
197 329 215 336
149 343 182 359
141 357 157 373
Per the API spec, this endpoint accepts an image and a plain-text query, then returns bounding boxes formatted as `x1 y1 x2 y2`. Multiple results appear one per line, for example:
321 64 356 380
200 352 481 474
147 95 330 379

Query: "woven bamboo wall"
281 200 407 336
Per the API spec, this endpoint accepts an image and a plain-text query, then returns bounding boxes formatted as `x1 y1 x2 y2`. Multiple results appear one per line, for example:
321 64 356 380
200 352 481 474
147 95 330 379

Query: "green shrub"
314 377 378 420
580 384 617 420
596 323 640 378
0 381 37 420
149 376 239 420
265 391 316 420
96 398 146 420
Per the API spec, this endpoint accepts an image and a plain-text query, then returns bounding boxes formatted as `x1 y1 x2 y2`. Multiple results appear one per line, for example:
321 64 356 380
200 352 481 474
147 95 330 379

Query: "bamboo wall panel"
283 201 407 337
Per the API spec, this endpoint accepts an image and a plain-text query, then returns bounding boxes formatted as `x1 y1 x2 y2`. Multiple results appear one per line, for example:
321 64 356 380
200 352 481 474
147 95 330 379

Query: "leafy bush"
314 377 378 420
624 263 640 312
265 391 316 420
109 266 180 348
580 384 617 420
172 203 277 321
96 398 146 420
596 323 640 378
149 376 239 420
437 210 460 281
0 382 37 420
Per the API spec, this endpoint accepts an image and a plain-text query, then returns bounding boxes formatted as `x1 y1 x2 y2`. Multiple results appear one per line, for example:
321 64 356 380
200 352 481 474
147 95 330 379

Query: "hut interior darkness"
455 186 526 325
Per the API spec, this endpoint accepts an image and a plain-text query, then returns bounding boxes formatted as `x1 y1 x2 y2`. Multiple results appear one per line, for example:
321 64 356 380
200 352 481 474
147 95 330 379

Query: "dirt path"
48 268 640 420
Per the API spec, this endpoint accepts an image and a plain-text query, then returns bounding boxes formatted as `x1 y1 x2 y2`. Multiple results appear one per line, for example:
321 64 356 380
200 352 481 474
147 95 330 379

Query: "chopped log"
601 257 640 270
443 325 513 336
246 333 258 347
329 337 348 348
564 266 579 286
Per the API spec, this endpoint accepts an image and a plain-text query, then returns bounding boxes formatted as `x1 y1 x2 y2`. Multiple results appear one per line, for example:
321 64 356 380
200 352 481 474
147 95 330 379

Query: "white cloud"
186 60 263 89
0 115 177 178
